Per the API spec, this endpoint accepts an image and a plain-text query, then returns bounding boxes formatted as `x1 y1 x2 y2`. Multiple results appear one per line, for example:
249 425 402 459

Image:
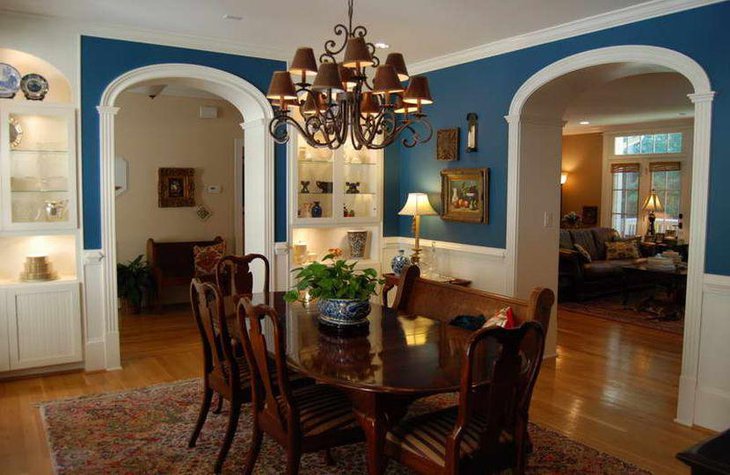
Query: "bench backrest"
393 265 554 332
146 236 223 278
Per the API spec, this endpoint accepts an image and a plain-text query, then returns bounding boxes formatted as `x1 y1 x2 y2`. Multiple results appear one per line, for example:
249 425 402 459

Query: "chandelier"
265 0 434 150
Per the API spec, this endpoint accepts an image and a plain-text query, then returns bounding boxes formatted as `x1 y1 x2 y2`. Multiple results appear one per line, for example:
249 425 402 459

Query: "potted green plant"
117 255 154 314
284 252 384 327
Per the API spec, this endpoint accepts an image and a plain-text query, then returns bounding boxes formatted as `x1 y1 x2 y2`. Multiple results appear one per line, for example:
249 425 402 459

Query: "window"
610 163 640 236
650 162 682 233
614 132 683 155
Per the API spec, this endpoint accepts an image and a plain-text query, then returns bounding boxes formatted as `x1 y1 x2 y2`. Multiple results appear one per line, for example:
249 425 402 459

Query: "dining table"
224 291 477 475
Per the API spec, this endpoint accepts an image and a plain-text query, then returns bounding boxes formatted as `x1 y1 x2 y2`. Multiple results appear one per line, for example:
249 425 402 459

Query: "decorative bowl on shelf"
317 298 371 328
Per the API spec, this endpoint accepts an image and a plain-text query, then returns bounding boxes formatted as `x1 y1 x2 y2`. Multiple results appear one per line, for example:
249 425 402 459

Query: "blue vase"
311 201 323 218
391 250 412 275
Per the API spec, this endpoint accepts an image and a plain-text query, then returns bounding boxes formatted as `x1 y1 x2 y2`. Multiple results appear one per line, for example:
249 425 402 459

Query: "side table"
381 272 472 307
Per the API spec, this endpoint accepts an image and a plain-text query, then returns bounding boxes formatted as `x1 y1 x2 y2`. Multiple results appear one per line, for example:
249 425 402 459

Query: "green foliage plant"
117 255 154 312
284 254 384 303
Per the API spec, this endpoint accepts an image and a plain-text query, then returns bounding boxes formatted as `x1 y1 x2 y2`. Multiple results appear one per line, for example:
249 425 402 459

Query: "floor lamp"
398 193 437 265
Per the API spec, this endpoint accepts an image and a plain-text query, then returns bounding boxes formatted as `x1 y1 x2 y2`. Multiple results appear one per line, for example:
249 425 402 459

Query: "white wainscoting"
82 250 107 371
693 273 730 431
382 237 509 295
274 242 290 292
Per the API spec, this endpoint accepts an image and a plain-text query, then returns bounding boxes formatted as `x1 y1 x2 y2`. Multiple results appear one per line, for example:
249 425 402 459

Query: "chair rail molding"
96 63 275 370
505 45 714 428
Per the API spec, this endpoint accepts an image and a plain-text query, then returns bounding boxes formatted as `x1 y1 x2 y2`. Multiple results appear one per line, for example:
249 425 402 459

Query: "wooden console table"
381 272 471 307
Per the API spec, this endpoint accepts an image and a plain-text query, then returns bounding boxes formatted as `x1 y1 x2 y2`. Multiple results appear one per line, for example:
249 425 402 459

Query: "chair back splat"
216 254 270 298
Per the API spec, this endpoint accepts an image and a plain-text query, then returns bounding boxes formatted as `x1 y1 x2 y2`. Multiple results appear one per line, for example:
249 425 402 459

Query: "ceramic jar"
391 250 412 275
347 230 368 258
311 201 323 218
317 298 371 327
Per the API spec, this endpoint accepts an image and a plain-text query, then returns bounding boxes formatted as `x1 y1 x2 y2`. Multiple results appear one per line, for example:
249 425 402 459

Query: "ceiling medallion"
266 0 434 150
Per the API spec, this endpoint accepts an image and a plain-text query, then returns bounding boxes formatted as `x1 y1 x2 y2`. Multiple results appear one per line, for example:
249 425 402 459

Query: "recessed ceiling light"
223 14 243 20
579 120 590 125
374 42 390 49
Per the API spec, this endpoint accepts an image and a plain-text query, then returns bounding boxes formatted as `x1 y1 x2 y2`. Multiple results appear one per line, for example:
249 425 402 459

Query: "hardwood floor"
0 303 711 474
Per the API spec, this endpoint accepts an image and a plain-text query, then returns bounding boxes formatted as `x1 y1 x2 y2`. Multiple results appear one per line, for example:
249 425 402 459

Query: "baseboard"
84 338 106 371
675 374 697 426
105 331 122 371
694 386 730 431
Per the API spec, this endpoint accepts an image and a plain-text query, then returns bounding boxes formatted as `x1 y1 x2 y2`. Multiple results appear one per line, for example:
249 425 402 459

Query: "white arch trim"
504 45 714 427
95 63 275 370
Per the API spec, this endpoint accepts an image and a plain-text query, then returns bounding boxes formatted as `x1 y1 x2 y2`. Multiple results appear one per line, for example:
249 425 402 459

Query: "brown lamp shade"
302 91 327 115
266 71 298 101
385 53 409 82
342 36 374 69
394 95 417 114
372 65 404 95
311 62 344 92
403 75 433 105
360 92 380 116
338 64 358 91
289 47 318 78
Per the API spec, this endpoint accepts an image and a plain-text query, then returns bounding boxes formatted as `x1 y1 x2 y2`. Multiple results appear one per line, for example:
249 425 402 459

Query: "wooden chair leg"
286 444 302 475
214 400 241 474
188 386 213 448
244 421 263 475
212 393 223 414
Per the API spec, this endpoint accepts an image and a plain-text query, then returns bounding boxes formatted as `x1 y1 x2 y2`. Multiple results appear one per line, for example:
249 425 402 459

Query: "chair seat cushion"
386 407 490 467
278 384 358 436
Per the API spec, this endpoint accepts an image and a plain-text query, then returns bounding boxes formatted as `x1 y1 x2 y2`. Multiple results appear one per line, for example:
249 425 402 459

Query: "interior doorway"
505 46 714 427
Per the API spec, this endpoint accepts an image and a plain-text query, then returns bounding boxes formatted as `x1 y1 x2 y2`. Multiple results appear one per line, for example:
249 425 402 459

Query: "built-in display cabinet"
0 99 82 376
289 133 384 276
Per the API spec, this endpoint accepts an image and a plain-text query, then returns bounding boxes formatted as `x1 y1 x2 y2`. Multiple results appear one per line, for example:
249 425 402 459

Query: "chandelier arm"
320 23 350 63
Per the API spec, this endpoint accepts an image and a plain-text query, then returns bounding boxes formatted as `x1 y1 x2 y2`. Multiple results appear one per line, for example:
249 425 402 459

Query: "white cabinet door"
0 290 8 371
6 282 82 370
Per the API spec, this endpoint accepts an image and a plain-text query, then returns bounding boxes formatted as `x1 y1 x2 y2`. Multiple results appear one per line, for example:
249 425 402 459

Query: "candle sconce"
466 112 478 152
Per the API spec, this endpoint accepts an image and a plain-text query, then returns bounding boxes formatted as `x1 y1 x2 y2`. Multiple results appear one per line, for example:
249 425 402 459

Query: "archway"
97 64 275 370
505 45 714 426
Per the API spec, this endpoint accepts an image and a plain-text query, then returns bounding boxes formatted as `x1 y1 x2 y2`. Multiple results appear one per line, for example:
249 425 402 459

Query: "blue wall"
80 36 287 249
384 2 730 275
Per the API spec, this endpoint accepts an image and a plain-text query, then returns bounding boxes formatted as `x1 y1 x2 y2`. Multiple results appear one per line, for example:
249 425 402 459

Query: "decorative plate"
9 116 23 149
0 63 21 99
21 73 49 101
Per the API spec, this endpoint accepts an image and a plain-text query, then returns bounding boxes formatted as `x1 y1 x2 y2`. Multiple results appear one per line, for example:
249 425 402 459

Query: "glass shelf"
11 149 69 154
11 190 69 193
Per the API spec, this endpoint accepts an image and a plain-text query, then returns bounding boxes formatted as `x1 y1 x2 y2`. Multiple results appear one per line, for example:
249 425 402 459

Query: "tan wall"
561 133 603 221
115 92 243 266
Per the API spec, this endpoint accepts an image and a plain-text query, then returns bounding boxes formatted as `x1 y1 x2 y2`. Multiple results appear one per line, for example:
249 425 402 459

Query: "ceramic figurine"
311 201 323 218
300 180 310 193
346 181 361 194
391 250 412 275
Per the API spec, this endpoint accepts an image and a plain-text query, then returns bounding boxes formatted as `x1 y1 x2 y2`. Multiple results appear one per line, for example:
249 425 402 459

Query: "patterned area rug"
559 291 684 335
40 380 650 474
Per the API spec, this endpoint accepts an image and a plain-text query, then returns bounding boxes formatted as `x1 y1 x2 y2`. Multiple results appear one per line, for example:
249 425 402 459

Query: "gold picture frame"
436 128 459 161
158 167 195 207
440 168 489 223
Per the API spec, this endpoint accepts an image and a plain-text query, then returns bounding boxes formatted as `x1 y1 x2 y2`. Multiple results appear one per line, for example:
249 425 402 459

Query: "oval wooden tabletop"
231 292 474 395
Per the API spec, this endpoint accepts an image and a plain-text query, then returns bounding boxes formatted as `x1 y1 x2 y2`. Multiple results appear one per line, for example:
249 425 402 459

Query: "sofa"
559 227 647 301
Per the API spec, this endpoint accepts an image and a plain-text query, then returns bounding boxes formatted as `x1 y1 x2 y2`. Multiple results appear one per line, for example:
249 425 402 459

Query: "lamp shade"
403 75 433 105
360 91 380 116
394 95 417 114
266 71 298 102
302 91 327 116
399 193 437 216
342 36 374 69
642 189 664 212
385 52 409 82
311 62 344 92
373 65 404 95
560 172 568 185
338 64 358 91
289 47 318 78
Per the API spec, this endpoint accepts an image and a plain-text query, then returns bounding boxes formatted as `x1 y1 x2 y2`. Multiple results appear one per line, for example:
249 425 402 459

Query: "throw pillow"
574 243 592 263
483 307 515 329
193 241 226 276
605 241 640 260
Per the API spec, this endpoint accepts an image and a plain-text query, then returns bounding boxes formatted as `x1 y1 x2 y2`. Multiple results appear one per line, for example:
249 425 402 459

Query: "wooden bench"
392 265 554 332
146 236 223 311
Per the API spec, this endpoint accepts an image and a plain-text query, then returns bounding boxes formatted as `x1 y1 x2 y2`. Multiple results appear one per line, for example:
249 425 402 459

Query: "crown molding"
409 0 726 74
0 9 290 62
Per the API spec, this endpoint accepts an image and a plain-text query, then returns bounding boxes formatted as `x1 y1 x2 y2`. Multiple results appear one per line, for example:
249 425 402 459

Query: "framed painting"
158 167 195 207
436 128 459 161
582 205 598 225
440 168 489 223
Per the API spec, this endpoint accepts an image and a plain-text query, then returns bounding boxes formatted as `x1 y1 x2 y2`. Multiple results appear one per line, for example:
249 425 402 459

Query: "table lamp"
398 193 437 264
642 189 664 236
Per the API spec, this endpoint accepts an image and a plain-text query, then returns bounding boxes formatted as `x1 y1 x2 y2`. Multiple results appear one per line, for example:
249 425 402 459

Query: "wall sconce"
560 172 568 185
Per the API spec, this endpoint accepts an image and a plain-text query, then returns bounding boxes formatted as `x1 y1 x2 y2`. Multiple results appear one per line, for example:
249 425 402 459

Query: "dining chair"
384 321 546 475
216 254 270 298
237 297 364 475
188 278 251 474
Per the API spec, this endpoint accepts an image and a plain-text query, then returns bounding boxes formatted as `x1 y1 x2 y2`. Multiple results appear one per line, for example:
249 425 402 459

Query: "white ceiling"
1 0 651 63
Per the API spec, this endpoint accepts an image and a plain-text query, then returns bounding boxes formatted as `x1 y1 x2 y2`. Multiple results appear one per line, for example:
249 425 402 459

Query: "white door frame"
504 45 714 427
97 63 275 369
234 137 244 255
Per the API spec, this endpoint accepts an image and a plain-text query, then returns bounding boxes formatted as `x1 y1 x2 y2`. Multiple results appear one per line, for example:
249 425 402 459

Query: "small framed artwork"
582 206 598 226
158 167 195 207
195 205 212 221
437 128 459 161
466 113 478 152
440 168 489 223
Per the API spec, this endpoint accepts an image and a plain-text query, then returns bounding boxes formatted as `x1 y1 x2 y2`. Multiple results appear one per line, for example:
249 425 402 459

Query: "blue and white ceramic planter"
390 250 412 275
317 298 371 326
